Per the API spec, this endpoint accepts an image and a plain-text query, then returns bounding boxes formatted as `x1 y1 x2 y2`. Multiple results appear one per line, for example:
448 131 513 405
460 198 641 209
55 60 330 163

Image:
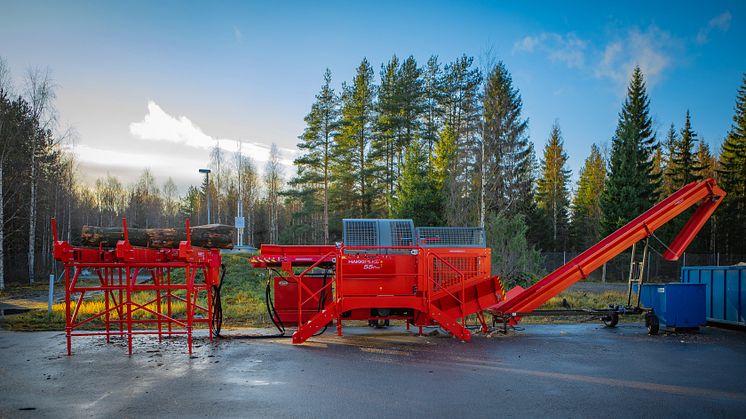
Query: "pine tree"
536 122 571 251
570 144 606 250
440 56 482 226
482 61 533 216
393 141 441 225
373 55 400 213
332 59 379 218
422 55 445 157
670 110 701 187
717 73 746 255
288 69 339 243
600 66 659 234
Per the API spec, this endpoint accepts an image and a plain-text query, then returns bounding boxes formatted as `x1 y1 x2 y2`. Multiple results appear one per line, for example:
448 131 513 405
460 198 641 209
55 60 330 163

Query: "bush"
485 213 544 288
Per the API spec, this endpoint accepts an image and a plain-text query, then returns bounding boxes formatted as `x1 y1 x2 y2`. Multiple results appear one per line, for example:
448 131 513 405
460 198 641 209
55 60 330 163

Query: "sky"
1 1 744 193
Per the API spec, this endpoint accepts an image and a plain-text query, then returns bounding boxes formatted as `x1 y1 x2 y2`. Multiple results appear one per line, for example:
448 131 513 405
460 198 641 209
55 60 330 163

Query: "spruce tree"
670 110 701 187
570 144 606 250
658 124 679 196
536 122 571 251
432 124 457 223
393 141 441 226
600 66 659 234
717 73 746 255
695 141 716 179
482 61 533 216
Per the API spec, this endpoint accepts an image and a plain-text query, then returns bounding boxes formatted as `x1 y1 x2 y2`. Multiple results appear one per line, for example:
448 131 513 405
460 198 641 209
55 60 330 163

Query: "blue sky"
1 1 744 191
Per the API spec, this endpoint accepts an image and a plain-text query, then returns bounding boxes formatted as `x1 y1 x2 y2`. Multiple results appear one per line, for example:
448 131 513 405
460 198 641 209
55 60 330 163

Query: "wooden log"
79 224 234 249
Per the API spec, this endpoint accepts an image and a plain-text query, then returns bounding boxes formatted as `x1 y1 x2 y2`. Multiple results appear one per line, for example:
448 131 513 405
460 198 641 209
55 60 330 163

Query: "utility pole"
236 140 243 247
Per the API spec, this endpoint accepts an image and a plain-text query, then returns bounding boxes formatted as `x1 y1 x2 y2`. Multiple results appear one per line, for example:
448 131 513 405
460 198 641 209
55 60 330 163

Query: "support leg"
65 266 71 356
126 268 133 356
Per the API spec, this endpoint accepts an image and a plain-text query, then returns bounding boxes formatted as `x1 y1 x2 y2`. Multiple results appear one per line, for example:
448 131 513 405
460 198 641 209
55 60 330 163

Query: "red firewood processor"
53 178 725 354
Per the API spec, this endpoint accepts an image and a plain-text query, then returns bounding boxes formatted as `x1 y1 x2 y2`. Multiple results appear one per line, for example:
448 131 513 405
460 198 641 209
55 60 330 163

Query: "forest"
1 54 745 289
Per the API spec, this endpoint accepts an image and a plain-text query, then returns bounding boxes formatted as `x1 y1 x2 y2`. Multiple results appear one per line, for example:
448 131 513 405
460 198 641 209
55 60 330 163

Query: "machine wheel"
645 313 659 335
602 312 619 328
369 319 389 328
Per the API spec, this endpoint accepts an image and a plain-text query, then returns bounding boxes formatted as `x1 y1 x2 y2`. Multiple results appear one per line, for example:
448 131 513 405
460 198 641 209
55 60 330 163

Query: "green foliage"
670 110 702 187
485 213 543 288
717 73 746 254
600 66 660 235
657 124 679 196
331 58 380 218
570 144 606 250
535 122 571 251
482 61 534 217
285 69 339 244
432 124 457 192
422 55 445 157
393 141 441 226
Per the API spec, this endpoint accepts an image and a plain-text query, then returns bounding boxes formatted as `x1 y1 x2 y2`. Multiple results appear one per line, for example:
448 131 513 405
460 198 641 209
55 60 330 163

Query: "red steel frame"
251 244 506 344
52 218 222 355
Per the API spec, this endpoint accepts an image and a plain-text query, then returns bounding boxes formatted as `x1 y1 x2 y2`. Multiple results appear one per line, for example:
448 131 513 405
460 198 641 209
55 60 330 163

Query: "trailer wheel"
602 312 619 328
645 313 659 335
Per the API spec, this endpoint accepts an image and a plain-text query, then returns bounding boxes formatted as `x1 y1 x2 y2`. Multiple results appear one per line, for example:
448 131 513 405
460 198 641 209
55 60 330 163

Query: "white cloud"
514 35 540 53
696 11 732 44
513 32 588 69
594 25 678 88
129 100 297 168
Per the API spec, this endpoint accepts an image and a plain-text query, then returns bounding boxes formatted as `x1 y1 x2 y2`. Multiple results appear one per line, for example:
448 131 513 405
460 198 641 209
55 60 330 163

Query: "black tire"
602 312 619 328
374 319 388 329
646 313 659 335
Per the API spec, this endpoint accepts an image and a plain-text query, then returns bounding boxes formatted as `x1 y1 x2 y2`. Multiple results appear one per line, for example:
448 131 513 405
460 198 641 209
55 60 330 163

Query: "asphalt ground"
1 323 745 418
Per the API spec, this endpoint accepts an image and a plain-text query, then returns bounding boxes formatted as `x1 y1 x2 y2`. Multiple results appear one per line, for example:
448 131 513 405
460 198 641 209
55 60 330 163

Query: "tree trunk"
79 224 235 249
0 160 4 290
28 146 36 284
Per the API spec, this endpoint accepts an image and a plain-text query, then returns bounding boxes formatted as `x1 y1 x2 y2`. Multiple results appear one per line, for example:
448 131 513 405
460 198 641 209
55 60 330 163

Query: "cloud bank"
129 100 297 168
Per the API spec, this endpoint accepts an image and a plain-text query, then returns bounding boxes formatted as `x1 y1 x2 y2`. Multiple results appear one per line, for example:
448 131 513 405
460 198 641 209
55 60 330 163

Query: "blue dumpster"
681 266 746 326
638 283 706 329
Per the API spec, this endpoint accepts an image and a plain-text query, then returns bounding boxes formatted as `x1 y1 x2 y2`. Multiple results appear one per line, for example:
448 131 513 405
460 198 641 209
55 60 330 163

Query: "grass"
2 253 635 331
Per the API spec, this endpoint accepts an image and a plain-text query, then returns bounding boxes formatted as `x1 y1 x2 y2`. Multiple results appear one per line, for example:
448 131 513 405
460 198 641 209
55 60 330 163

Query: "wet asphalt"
1 323 745 418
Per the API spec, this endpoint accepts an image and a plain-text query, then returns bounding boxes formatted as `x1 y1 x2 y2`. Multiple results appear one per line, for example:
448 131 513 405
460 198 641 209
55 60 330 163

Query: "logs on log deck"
79 224 235 249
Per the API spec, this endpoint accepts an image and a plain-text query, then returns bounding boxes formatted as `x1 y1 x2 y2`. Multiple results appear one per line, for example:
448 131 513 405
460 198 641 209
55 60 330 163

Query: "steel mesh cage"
417 227 486 248
343 220 378 247
390 220 416 246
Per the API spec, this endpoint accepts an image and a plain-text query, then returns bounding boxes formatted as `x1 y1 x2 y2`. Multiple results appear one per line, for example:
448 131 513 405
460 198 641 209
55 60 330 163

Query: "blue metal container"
681 266 746 326
638 283 707 329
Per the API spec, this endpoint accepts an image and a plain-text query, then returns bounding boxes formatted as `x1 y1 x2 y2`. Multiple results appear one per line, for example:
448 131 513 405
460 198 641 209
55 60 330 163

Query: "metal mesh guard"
390 220 415 246
417 227 486 248
344 220 378 247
